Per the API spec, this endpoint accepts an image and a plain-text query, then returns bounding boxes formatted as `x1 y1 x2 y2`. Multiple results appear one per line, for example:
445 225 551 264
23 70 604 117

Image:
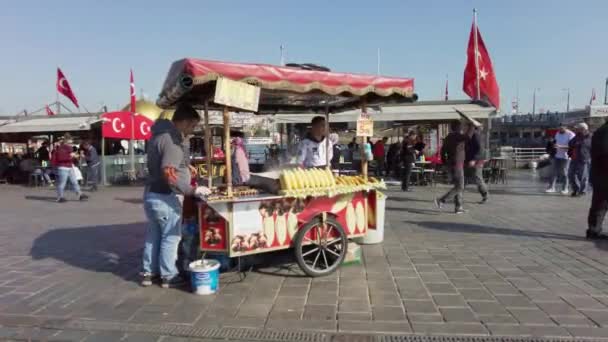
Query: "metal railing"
494 147 546 168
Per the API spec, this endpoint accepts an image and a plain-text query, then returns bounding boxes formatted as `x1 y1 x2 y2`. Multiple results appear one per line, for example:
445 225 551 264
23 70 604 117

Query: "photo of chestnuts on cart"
231 235 249 252
231 231 269 252
203 227 222 246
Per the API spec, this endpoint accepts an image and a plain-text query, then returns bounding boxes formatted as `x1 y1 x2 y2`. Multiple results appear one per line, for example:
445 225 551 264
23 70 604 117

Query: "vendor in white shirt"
297 116 333 168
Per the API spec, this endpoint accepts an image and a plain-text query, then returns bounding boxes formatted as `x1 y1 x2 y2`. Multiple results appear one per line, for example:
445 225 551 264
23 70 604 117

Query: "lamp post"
562 88 570 112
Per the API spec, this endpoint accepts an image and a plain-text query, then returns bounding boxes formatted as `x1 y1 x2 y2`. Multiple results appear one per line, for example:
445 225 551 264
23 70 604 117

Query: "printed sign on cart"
231 202 267 253
214 77 261 112
356 113 374 137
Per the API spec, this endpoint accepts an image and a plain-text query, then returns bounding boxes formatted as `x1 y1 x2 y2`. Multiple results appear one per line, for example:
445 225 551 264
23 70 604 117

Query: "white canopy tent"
0 115 102 133
270 100 496 124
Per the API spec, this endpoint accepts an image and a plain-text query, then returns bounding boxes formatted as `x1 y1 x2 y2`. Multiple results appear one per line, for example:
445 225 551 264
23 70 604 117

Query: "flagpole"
128 69 135 181
377 48 381 75
445 74 449 101
473 9 481 101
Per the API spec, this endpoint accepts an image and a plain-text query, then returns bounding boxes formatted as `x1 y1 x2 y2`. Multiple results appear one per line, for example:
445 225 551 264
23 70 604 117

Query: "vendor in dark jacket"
465 123 489 203
400 132 417 191
587 119 608 240
141 103 211 288
568 122 592 197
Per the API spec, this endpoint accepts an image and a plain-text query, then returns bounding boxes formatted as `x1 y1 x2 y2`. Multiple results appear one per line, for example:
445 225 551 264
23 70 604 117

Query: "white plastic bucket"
189 259 220 295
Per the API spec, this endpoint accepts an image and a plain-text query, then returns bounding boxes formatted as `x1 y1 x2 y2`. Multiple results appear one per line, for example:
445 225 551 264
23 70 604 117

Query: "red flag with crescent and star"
130 69 136 113
134 114 153 140
463 21 500 109
101 111 153 140
56 68 79 108
45 105 55 116
101 111 132 139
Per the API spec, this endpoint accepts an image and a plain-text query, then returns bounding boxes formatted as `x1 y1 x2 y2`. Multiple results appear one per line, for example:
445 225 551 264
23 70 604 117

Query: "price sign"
356 113 373 137
214 77 261 112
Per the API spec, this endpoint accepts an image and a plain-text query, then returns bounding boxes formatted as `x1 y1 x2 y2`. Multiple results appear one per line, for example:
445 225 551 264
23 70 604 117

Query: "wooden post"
223 106 232 197
204 101 212 188
324 108 330 168
360 98 368 180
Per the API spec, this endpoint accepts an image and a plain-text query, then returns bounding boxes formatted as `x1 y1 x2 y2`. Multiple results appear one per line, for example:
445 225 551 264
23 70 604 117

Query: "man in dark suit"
587 119 608 239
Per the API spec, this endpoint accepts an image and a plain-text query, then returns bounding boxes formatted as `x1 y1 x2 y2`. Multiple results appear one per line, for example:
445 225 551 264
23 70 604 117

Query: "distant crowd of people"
0 134 100 202
543 120 608 240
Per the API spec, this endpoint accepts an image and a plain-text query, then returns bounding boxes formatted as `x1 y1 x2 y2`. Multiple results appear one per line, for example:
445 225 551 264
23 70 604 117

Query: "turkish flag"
102 111 153 140
133 114 153 140
57 68 79 108
130 69 136 113
45 105 55 116
463 22 500 109
101 111 132 139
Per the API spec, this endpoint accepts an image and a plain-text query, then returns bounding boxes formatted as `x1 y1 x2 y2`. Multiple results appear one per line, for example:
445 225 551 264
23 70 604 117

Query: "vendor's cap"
576 122 589 130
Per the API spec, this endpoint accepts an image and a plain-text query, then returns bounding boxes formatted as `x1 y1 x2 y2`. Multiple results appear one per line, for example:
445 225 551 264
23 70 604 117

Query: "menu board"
214 77 261 112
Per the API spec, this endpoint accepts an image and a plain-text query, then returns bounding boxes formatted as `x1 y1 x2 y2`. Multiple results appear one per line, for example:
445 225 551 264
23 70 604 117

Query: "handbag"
72 166 83 181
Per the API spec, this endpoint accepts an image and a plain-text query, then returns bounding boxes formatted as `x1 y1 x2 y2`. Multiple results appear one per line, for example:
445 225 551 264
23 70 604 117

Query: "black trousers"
402 163 412 190
588 188 608 234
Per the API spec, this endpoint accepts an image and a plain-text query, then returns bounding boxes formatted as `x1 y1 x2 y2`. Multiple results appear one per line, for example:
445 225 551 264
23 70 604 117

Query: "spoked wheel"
294 216 348 277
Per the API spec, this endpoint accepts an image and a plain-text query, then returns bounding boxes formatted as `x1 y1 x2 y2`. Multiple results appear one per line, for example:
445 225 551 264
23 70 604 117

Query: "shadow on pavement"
406 220 588 242
24 195 57 202
250 250 308 278
115 197 144 205
486 189 558 198
387 196 434 204
30 222 145 282
386 206 440 216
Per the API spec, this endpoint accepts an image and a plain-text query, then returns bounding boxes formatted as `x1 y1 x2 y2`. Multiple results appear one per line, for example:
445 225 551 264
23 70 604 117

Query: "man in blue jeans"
53 135 88 203
142 104 210 288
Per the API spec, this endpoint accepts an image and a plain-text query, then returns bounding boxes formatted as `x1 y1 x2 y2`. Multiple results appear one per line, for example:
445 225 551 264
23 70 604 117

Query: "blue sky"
1 0 607 115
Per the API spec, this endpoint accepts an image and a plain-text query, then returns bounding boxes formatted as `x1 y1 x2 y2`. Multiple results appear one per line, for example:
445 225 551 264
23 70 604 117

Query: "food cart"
157 58 416 277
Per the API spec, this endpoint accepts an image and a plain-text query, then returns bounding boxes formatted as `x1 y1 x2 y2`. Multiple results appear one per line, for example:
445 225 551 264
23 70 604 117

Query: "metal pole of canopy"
324 107 330 168
204 101 212 188
360 98 368 180
101 136 107 186
223 106 232 197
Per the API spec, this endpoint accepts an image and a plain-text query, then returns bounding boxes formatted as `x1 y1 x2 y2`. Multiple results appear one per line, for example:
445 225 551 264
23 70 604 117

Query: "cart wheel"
294 216 348 277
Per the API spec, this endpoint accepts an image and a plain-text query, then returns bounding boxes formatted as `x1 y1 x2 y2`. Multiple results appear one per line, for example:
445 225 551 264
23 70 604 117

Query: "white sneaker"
561 189 569 195
545 188 556 193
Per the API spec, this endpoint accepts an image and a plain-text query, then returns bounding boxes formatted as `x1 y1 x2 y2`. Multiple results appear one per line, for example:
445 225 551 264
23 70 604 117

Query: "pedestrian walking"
373 137 387 177
568 122 592 197
435 121 468 214
465 123 489 203
51 134 88 203
141 103 211 288
81 141 100 191
386 140 401 179
401 132 417 191
587 119 608 240
546 124 575 194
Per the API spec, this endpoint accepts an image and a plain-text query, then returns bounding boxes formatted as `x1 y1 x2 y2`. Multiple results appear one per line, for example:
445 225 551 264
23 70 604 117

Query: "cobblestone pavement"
1 172 607 341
